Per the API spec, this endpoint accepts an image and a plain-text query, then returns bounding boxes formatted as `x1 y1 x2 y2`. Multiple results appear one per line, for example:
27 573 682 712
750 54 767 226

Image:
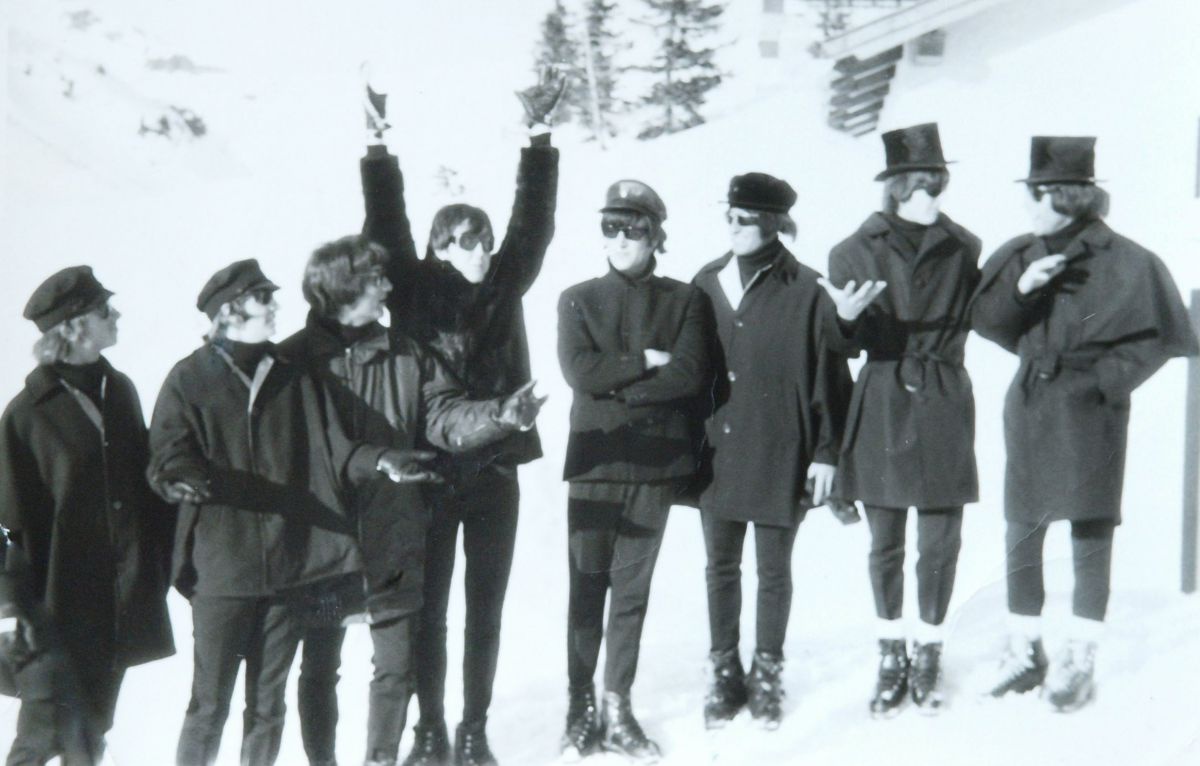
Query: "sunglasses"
449 230 492 252
726 212 763 227
93 302 113 319
245 288 276 306
601 219 653 241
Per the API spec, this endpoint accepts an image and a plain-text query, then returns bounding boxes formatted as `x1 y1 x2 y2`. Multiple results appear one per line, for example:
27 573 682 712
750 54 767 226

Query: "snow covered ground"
2 0 1199 764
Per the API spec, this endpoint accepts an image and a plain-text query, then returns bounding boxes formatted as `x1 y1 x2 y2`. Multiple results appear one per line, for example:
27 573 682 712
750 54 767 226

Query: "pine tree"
634 0 726 139
578 0 621 139
532 0 587 126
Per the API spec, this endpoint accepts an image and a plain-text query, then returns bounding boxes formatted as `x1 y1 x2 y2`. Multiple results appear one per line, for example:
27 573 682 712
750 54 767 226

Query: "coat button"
727 371 737 382
112 500 123 510
722 423 731 434
735 319 744 328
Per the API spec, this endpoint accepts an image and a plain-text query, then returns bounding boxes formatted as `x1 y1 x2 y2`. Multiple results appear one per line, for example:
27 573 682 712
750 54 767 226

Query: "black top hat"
1017 136 1098 184
24 266 114 332
875 122 954 181
724 172 796 213
197 259 279 319
600 179 667 222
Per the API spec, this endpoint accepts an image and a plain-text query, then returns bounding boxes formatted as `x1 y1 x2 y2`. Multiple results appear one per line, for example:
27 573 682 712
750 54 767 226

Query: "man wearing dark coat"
278 236 546 766
0 267 175 765
148 259 421 766
692 173 853 730
556 180 709 762
972 136 1199 712
822 123 981 716
356 69 562 766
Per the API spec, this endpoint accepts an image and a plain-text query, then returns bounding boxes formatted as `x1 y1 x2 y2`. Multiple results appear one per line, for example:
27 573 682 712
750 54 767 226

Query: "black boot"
401 720 451 766
601 691 661 764
985 635 1049 698
559 683 602 761
910 641 944 714
703 649 748 729
453 721 497 766
745 650 785 730
869 639 909 718
1045 640 1097 713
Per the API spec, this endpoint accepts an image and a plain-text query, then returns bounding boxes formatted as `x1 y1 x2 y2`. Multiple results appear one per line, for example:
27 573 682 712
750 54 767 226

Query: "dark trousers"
366 615 417 762
566 482 671 696
297 626 345 765
864 505 963 626
7 652 124 766
415 470 519 728
701 513 801 657
176 595 301 766
1006 518 1115 621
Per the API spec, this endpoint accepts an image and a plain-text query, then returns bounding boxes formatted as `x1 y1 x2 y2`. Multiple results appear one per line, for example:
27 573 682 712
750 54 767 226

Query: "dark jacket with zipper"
558 263 710 485
361 141 557 486
971 219 1198 524
278 317 512 620
692 240 853 526
828 212 982 509
0 360 175 696
147 343 379 599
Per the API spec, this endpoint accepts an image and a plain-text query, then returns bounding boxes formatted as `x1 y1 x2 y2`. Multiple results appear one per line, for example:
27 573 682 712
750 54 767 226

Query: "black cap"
876 122 954 181
1017 136 1098 184
196 259 279 319
600 180 667 222
23 266 114 332
724 172 796 213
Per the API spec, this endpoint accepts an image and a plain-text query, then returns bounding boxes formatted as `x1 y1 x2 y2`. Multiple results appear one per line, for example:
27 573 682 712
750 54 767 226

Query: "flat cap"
196 259 279 319
600 180 667 222
23 266 114 332
725 172 797 213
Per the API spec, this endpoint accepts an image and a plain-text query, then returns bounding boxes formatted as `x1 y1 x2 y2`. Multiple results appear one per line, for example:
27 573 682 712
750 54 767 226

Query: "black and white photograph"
1 0 1198 764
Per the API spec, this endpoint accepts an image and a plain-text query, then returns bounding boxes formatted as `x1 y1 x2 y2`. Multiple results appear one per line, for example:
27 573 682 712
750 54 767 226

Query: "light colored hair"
204 292 258 341
32 316 86 365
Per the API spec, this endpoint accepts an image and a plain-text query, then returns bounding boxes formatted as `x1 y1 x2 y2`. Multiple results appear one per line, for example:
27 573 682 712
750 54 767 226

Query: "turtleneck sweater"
213 338 273 378
736 239 780 288
53 360 106 405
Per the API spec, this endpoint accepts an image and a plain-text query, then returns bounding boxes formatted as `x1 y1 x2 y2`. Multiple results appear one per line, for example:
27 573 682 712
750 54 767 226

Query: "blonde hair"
32 317 85 365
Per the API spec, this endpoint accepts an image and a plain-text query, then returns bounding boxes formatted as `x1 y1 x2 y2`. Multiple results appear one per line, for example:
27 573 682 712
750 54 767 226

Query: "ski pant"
1006 518 1115 621
414 469 519 729
176 595 301 766
366 615 417 762
864 505 963 625
701 512 802 658
297 626 345 765
6 651 124 766
566 482 671 696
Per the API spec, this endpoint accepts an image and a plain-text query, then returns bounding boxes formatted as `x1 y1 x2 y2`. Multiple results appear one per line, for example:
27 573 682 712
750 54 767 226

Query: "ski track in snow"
2 1 1199 764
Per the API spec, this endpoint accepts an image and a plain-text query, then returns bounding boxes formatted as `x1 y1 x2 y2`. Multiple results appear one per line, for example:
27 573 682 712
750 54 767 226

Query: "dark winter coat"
0 360 175 691
147 343 378 599
828 212 982 509
971 219 1199 524
558 264 710 484
361 142 558 485
278 317 512 620
692 240 854 527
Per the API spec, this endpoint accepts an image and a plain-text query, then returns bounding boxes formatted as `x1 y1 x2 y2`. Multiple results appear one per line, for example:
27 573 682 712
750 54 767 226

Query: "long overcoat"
971 219 1198 524
557 264 710 484
0 361 175 690
828 212 982 509
361 142 557 484
692 241 853 527
279 317 512 621
147 344 376 599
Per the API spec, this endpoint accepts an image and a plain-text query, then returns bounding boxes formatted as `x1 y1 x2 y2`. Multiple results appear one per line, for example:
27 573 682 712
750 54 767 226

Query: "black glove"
515 65 567 127
829 499 862 526
377 449 443 484
495 381 548 432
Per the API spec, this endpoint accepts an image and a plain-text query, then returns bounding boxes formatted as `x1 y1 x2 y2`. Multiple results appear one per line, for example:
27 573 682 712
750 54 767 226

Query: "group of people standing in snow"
0 65 1196 766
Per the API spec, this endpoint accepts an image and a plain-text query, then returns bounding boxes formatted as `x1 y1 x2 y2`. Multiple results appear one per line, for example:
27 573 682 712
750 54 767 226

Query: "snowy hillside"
2 0 1199 764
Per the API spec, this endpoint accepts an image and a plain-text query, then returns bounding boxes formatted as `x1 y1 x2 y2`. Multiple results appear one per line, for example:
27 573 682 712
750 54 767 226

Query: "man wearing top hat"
0 267 175 765
691 173 852 730
820 122 982 716
147 259 429 766
972 137 1198 711
556 180 709 761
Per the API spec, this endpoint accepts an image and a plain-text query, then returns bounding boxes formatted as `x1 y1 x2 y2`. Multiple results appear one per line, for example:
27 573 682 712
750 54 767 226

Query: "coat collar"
302 312 391 362
26 356 114 404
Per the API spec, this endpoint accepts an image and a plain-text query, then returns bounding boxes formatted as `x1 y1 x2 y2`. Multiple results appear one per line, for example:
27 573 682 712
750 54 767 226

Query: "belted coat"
828 212 982 509
0 361 175 689
692 241 853 527
971 219 1198 524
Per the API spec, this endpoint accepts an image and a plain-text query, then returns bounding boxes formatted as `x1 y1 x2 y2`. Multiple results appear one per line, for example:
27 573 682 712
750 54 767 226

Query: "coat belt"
866 350 963 392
